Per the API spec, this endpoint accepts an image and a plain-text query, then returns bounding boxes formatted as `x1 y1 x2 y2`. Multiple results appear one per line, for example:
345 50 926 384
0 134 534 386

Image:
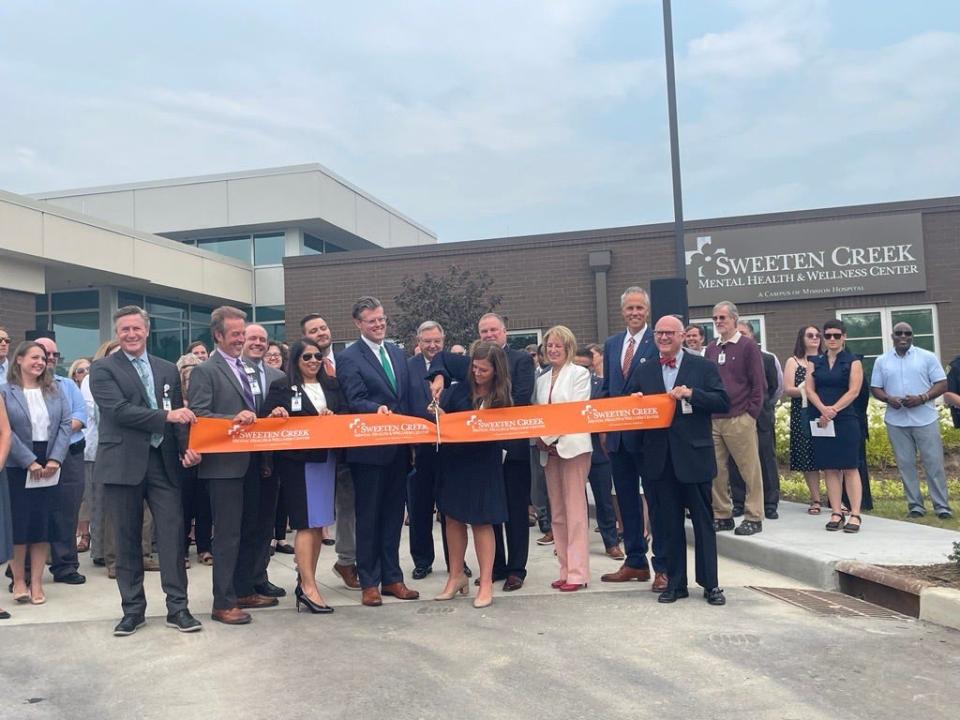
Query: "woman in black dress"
782 326 824 514
433 342 511 609
805 320 864 533
0 393 13 619
262 338 343 614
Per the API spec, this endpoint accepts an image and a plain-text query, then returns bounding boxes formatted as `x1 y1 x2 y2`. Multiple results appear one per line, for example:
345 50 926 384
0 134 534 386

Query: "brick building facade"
284 197 960 365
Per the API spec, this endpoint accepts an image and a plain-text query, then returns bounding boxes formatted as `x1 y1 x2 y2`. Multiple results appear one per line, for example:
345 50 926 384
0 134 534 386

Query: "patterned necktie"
379 345 397 393
133 357 163 448
621 337 636 379
322 357 336 378
235 358 257 410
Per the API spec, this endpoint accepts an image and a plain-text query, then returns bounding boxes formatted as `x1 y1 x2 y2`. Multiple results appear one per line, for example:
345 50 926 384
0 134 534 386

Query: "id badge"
717 351 726 365
162 397 173 411
248 378 262 395
290 395 302 412
681 399 693 415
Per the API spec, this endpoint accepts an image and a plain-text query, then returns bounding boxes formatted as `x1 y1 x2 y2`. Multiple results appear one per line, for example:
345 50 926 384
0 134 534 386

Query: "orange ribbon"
188 394 676 454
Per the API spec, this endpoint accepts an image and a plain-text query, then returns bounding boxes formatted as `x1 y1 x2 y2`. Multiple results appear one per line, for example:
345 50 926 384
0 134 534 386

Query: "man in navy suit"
598 286 668 589
626 315 729 606
337 296 420 607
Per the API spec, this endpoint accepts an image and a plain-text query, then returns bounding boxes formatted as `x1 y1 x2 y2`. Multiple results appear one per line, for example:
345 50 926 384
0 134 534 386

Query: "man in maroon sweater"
703 301 766 535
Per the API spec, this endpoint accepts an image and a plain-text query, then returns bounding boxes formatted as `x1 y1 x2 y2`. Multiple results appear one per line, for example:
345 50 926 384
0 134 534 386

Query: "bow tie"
659 356 677 368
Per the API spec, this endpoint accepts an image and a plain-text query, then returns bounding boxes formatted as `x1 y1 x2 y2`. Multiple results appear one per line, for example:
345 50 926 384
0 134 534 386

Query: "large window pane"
51 290 98 311
265 323 286 341
52 312 100 368
147 297 187 321
254 306 285 322
891 309 933 335
506 330 541 351
36 295 48 312
118 291 144 308
303 233 323 255
254 234 285 265
841 311 882 338
196 235 252 264
148 318 186 362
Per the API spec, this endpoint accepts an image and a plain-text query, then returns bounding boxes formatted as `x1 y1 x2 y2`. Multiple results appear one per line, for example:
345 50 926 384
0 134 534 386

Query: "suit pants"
729 408 780 513
492 459 531 580
180 466 212 555
408 446 439 570
712 414 764 523
351 452 408 588
49 448 85 579
656 454 718 591
588 460 618 550
208 462 260 610
104 448 188 616
530 444 551 533
252 473 280 587
334 464 357 566
609 449 666 573
545 452 591 585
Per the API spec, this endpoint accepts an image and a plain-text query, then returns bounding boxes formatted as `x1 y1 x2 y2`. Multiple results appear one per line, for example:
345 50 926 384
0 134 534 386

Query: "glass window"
324 240 346 253
506 330 542 351
118 291 144 308
254 234 285 265
35 295 49 312
147 297 187 320
689 315 765 349
265 323 286 341
51 312 100 368
190 306 213 324
303 233 323 255
254 306 285 323
196 235 253 264
838 305 940 375
51 290 98 311
148 318 187 362
891 308 935 353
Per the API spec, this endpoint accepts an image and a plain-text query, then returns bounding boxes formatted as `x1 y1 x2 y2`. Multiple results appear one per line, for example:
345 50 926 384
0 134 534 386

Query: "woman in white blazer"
534 325 593 591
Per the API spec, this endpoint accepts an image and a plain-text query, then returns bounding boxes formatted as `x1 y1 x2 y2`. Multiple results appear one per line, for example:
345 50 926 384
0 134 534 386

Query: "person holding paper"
805 320 864 532
261 338 343 614
0 341 73 606
782 326 824 514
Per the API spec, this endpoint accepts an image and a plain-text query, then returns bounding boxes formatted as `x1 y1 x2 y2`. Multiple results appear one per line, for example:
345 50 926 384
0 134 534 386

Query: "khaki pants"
712 414 764 523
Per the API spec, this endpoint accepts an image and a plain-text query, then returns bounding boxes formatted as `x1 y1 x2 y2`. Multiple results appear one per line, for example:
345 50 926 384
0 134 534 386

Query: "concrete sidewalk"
694 500 960 589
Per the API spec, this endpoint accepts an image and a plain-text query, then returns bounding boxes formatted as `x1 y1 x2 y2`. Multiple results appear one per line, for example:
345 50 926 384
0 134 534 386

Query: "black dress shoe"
503 575 524 592
321 539 336 546
253 581 287 598
113 614 146 636
704 587 726 605
732 506 744 518
734 520 763 536
764 508 779 520
411 566 433 580
714 518 735 532
657 588 690 603
166 609 203 633
92 558 106 567
54 572 86 585
274 542 295 555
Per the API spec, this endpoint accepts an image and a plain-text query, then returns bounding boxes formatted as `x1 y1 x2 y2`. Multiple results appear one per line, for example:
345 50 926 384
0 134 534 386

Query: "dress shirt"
661 351 683 390
0 359 8 385
216 347 248 387
360 335 395 377
619 326 648 369
54 375 87 444
870 346 947 427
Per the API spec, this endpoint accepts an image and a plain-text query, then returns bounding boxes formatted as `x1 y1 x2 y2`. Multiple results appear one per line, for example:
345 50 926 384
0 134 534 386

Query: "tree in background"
393 265 502 348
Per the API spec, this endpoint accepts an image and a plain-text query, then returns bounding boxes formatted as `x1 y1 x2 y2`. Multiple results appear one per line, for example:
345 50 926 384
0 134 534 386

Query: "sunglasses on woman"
300 352 322 361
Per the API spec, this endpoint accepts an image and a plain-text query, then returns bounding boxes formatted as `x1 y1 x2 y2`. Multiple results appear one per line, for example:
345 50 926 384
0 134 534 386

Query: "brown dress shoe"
651 572 669 592
361 587 383 607
605 546 625 560
211 607 252 625
381 582 420 600
502 575 524 592
237 594 279 609
600 564 651 582
332 563 361 590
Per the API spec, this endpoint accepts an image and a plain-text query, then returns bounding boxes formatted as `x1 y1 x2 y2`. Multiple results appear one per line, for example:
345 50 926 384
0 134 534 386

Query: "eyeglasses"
805 332 820 339
654 330 680 336
823 332 843 340
893 330 913 337
46 352 61 359
0 337 10 345
300 352 323 361
361 316 387 326
264 352 283 359
74 367 88 375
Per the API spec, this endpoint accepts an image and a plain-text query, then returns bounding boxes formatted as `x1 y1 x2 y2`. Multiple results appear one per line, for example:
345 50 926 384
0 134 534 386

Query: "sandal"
807 500 822 515
843 514 862 533
825 512 846 531
76 533 91 553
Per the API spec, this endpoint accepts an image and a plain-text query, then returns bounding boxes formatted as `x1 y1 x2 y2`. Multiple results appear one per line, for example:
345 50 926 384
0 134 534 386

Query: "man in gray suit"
241 323 286 598
187 306 276 625
90 306 202 636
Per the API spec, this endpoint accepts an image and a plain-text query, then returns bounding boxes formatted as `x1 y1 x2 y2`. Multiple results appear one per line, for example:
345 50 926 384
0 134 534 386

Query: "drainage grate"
748 587 906 618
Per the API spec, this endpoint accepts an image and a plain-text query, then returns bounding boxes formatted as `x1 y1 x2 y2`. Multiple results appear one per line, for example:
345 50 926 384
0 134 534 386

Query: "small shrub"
949 542 960 568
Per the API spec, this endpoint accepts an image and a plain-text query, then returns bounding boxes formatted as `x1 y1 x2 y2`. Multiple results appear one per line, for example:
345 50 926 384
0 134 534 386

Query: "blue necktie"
133 357 163 448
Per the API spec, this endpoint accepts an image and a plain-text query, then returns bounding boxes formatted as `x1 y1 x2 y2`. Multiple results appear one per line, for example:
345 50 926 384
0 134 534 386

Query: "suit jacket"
89 351 186 486
601 327 657 453
262 373 345 464
624 352 730 484
1 382 73 469
337 338 412 466
757 351 779 433
533 362 592 462
187 350 255 479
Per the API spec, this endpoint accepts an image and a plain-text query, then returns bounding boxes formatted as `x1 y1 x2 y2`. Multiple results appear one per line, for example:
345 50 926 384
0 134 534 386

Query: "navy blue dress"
437 383 508 525
809 350 861 470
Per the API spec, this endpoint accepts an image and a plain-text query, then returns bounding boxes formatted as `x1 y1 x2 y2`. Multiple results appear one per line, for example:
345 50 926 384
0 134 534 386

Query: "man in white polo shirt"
870 322 953 520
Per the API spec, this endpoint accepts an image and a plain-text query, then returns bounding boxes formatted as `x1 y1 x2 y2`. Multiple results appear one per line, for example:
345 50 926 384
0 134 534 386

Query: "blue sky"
1 0 958 241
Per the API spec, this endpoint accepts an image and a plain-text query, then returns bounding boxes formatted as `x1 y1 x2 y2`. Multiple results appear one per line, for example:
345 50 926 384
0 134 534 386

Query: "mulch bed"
881 563 960 590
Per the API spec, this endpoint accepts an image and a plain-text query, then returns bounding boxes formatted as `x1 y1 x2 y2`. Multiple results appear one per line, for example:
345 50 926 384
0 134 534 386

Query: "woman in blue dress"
433 342 510 609
805 320 864 533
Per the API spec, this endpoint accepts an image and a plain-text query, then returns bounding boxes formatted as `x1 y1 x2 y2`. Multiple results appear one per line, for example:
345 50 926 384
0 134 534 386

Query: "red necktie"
621 337 636 378
323 358 336 378
659 356 676 368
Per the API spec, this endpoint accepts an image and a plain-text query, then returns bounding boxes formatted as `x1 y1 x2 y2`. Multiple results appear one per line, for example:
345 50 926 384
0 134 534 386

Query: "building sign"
684 213 926 306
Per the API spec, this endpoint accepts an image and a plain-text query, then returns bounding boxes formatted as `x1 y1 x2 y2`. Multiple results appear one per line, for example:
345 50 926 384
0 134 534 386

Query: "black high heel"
296 591 334 614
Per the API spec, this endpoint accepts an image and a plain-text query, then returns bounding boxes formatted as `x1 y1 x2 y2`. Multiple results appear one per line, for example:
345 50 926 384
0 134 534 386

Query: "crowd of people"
0 287 956 631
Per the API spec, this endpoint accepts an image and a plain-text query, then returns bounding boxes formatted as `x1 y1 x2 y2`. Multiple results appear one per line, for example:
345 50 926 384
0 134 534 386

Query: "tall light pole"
661 0 689 309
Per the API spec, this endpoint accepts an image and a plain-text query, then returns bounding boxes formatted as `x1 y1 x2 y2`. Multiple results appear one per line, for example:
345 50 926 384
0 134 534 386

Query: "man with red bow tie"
625 315 730 606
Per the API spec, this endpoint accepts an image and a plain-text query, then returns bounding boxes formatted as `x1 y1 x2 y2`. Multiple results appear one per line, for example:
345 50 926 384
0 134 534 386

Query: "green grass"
779 472 959 532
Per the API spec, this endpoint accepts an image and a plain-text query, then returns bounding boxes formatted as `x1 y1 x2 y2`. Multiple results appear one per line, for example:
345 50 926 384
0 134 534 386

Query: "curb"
919 587 960 631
